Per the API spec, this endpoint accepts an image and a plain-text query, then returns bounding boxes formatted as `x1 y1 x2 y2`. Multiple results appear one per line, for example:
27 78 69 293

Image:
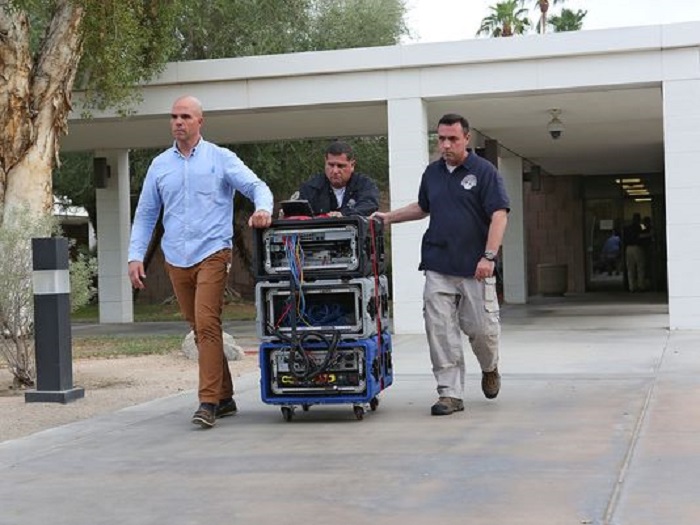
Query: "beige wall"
525 175 585 295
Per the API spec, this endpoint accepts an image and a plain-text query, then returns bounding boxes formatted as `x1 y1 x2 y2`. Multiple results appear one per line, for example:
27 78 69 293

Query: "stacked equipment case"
254 216 392 421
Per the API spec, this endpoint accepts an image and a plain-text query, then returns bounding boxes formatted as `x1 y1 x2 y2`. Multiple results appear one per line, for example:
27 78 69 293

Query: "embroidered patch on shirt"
461 174 477 190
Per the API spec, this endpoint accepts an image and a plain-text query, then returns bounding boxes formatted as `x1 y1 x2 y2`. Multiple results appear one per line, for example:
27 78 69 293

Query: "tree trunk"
538 0 550 33
0 2 85 386
0 1 85 227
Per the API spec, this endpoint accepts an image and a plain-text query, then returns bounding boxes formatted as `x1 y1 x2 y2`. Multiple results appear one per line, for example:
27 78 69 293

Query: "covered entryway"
584 174 666 293
61 22 700 330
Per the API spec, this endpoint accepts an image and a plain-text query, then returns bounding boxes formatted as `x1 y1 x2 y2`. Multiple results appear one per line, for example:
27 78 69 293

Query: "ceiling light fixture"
547 109 564 140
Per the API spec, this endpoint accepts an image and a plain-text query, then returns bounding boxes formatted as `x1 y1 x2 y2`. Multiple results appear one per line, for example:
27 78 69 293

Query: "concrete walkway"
1 293 698 525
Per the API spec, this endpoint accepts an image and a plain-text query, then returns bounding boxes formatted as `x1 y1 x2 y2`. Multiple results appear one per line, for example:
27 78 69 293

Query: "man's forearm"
486 210 508 253
385 202 428 224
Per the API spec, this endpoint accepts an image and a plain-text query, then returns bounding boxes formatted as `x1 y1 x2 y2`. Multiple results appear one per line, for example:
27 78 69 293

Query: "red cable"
369 218 384 389
274 302 293 329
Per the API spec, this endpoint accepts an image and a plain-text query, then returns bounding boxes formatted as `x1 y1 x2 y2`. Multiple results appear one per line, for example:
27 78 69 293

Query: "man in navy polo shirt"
373 113 510 416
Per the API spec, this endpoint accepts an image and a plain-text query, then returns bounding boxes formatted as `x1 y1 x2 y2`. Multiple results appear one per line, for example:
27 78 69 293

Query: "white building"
61 22 700 331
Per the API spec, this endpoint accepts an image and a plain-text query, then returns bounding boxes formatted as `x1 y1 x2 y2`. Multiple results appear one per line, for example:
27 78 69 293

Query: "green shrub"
0 207 96 387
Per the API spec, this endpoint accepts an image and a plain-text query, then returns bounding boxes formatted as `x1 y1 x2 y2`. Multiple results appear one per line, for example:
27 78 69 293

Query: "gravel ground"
0 352 258 443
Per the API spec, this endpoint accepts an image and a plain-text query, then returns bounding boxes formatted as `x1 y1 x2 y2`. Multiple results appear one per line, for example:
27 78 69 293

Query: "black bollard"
25 238 85 404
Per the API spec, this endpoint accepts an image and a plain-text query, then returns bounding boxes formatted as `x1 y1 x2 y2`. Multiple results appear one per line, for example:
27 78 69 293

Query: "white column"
95 150 133 323
663 78 700 329
498 156 527 303
387 97 429 334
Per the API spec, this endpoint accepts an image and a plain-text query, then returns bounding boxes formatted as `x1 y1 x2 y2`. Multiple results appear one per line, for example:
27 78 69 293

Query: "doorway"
583 175 666 292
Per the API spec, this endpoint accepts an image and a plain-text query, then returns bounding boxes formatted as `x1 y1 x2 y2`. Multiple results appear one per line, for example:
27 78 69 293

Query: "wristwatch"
483 250 497 262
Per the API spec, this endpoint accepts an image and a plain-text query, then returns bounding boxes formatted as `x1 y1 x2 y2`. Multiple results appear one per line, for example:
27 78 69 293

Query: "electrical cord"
271 328 342 380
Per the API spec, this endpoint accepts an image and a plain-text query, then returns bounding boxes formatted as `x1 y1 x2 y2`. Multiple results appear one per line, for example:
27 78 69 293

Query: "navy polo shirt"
417 152 510 278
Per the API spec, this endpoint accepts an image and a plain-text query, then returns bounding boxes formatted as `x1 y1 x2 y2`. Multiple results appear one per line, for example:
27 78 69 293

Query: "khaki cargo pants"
423 270 501 400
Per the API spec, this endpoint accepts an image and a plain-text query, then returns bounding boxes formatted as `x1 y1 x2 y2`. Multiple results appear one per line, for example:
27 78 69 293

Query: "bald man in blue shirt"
128 95 273 429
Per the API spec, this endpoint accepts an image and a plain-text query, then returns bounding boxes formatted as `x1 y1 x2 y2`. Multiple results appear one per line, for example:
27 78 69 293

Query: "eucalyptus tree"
0 0 184 227
1 0 179 385
477 0 531 37
549 8 587 32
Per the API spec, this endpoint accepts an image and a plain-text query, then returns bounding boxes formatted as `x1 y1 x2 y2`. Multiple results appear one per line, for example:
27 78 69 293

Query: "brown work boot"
216 398 238 418
482 367 501 399
430 397 465 416
192 403 217 428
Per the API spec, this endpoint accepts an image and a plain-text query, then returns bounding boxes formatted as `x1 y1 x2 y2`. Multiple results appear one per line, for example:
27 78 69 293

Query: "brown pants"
166 249 233 405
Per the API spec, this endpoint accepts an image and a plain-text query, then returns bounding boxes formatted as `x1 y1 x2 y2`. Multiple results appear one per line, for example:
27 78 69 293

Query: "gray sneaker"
482 367 501 399
430 397 465 416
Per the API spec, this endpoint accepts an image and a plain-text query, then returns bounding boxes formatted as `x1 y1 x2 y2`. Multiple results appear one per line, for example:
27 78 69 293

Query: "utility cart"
255 214 391 421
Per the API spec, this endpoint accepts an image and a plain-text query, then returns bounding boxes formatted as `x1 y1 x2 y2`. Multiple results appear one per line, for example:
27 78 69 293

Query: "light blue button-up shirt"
128 139 273 268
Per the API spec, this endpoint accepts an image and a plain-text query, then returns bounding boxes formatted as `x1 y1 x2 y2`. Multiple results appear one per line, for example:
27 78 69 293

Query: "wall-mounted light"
547 109 564 140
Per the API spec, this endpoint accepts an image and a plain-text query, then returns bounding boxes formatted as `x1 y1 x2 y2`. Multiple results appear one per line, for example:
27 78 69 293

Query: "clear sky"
404 0 700 43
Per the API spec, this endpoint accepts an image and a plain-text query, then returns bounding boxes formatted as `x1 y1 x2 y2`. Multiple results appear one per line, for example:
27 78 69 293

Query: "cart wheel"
302 404 311 412
369 397 379 411
281 407 294 422
353 406 365 421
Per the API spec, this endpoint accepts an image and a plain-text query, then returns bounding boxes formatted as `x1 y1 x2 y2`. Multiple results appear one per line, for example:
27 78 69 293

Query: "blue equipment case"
259 332 393 421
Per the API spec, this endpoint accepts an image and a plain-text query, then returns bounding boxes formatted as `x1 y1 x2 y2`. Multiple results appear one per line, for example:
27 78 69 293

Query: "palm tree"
533 0 565 34
477 0 531 37
548 8 587 32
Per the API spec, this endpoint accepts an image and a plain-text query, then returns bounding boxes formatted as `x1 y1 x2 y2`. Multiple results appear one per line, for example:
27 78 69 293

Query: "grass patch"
72 335 184 358
72 301 256 323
